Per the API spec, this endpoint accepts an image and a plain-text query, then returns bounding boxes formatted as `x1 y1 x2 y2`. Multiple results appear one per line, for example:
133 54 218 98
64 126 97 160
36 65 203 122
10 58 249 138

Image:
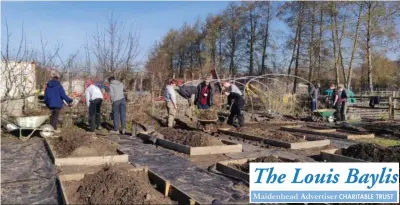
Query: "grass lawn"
356 138 400 147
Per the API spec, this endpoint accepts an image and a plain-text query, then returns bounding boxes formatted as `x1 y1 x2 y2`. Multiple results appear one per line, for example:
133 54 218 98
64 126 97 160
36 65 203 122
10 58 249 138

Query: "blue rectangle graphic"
250 191 398 203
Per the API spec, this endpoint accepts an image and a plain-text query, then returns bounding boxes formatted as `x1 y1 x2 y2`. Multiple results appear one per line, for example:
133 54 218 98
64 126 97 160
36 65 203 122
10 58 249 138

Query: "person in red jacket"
195 78 214 109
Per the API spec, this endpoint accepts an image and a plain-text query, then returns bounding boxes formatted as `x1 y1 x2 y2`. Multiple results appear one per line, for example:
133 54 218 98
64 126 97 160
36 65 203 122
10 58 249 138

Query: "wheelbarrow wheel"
202 124 213 133
39 124 54 138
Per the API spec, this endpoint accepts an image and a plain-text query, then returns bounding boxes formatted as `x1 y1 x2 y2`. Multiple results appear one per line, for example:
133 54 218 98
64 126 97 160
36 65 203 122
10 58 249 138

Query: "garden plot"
216 156 303 183
138 128 242 155
59 165 197 205
45 131 128 166
281 125 375 140
218 126 330 150
321 143 400 162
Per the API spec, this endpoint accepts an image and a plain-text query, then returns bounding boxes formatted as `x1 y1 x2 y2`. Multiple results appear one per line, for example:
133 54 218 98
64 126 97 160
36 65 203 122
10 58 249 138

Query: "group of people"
309 83 348 122
44 76 128 134
164 78 245 128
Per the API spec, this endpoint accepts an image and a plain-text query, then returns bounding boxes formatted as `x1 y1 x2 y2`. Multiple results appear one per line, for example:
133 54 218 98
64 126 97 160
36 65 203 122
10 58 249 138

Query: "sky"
2 1 399 70
1 1 232 67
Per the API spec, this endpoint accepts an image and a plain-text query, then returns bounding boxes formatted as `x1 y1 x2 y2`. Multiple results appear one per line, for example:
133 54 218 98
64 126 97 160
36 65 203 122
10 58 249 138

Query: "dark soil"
69 166 173 204
236 128 307 143
228 156 302 173
335 143 400 162
197 109 218 120
359 122 400 139
158 128 224 147
50 130 118 158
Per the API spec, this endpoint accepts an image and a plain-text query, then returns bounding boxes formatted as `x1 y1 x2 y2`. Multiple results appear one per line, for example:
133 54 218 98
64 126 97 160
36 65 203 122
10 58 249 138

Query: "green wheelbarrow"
312 109 336 123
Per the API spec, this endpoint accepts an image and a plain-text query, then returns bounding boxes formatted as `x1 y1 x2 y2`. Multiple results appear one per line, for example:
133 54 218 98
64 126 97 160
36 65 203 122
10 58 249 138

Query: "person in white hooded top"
85 81 104 132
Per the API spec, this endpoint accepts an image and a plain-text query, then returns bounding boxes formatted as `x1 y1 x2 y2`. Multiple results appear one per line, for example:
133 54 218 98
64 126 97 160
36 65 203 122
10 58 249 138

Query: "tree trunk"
286 19 300 87
249 10 255 76
293 3 305 94
308 4 316 83
335 8 348 85
330 3 340 86
261 5 271 74
317 3 323 80
367 2 374 92
346 4 362 89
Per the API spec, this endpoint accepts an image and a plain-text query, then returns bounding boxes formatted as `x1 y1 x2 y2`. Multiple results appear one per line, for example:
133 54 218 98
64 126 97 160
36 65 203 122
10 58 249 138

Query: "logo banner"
249 163 399 203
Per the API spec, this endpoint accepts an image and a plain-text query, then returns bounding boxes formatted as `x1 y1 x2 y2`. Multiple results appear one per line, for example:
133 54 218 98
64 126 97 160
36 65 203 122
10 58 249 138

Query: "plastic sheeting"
1 137 60 204
118 136 249 204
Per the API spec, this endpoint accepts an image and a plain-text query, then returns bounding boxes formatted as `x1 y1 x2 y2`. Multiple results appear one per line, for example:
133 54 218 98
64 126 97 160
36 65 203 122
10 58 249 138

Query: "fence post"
388 96 394 121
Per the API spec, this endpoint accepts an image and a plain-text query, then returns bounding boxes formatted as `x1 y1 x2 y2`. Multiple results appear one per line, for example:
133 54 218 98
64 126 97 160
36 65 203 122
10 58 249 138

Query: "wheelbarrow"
1 115 55 140
196 118 218 133
312 109 336 123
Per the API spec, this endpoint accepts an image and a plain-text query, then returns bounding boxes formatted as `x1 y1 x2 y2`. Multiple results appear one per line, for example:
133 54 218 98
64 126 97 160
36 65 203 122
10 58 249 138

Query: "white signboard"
249 163 399 203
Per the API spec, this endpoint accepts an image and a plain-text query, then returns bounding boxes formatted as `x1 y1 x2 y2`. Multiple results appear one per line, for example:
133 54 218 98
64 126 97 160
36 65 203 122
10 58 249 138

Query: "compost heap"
197 109 218 120
75 166 173 204
237 128 306 143
51 131 118 157
335 143 400 162
230 156 302 173
158 128 223 147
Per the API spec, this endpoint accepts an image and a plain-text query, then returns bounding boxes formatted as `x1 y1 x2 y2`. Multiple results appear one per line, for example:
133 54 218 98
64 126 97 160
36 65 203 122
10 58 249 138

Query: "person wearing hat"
44 76 73 133
195 77 214 109
85 80 104 132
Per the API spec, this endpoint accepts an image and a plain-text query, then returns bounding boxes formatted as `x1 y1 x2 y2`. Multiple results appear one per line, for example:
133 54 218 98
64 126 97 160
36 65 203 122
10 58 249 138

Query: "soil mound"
335 143 400 162
22 109 50 116
229 156 302 173
75 166 173 204
237 128 306 143
51 131 118 157
158 128 224 147
197 109 218 120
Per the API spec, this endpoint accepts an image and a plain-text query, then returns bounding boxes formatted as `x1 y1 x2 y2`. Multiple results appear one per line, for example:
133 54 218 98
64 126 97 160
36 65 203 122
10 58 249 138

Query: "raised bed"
138 132 242 156
218 128 330 150
216 156 301 183
320 149 366 162
281 126 375 140
58 165 198 205
44 137 129 166
321 143 400 163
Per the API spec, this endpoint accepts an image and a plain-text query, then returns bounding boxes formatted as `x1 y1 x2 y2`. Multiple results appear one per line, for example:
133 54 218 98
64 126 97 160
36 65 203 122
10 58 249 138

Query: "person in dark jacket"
333 84 348 122
226 91 245 128
44 76 73 132
177 84 197 118
309 83 320 111
195 78 214 109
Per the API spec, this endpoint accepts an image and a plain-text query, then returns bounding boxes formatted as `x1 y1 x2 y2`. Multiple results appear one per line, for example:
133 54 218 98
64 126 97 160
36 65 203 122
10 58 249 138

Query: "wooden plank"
281 126 375 140
44 138 129 166
58 165 198 205
218 128 331 150
190 141 242 155
320 149 366 162
141 133 243 156
216 156 298 183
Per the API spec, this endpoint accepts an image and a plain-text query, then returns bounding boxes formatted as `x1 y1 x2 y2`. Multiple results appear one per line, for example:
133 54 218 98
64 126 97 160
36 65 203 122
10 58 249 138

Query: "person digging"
176 82 197 119
85 80 104 133
225 91 245 128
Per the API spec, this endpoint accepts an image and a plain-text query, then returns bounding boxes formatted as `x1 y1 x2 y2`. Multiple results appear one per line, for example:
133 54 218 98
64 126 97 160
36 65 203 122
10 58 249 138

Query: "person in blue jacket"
44 76 73 132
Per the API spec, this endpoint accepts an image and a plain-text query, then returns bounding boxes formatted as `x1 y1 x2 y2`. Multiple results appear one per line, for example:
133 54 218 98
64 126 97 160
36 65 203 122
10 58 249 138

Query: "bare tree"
91 13 140 77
